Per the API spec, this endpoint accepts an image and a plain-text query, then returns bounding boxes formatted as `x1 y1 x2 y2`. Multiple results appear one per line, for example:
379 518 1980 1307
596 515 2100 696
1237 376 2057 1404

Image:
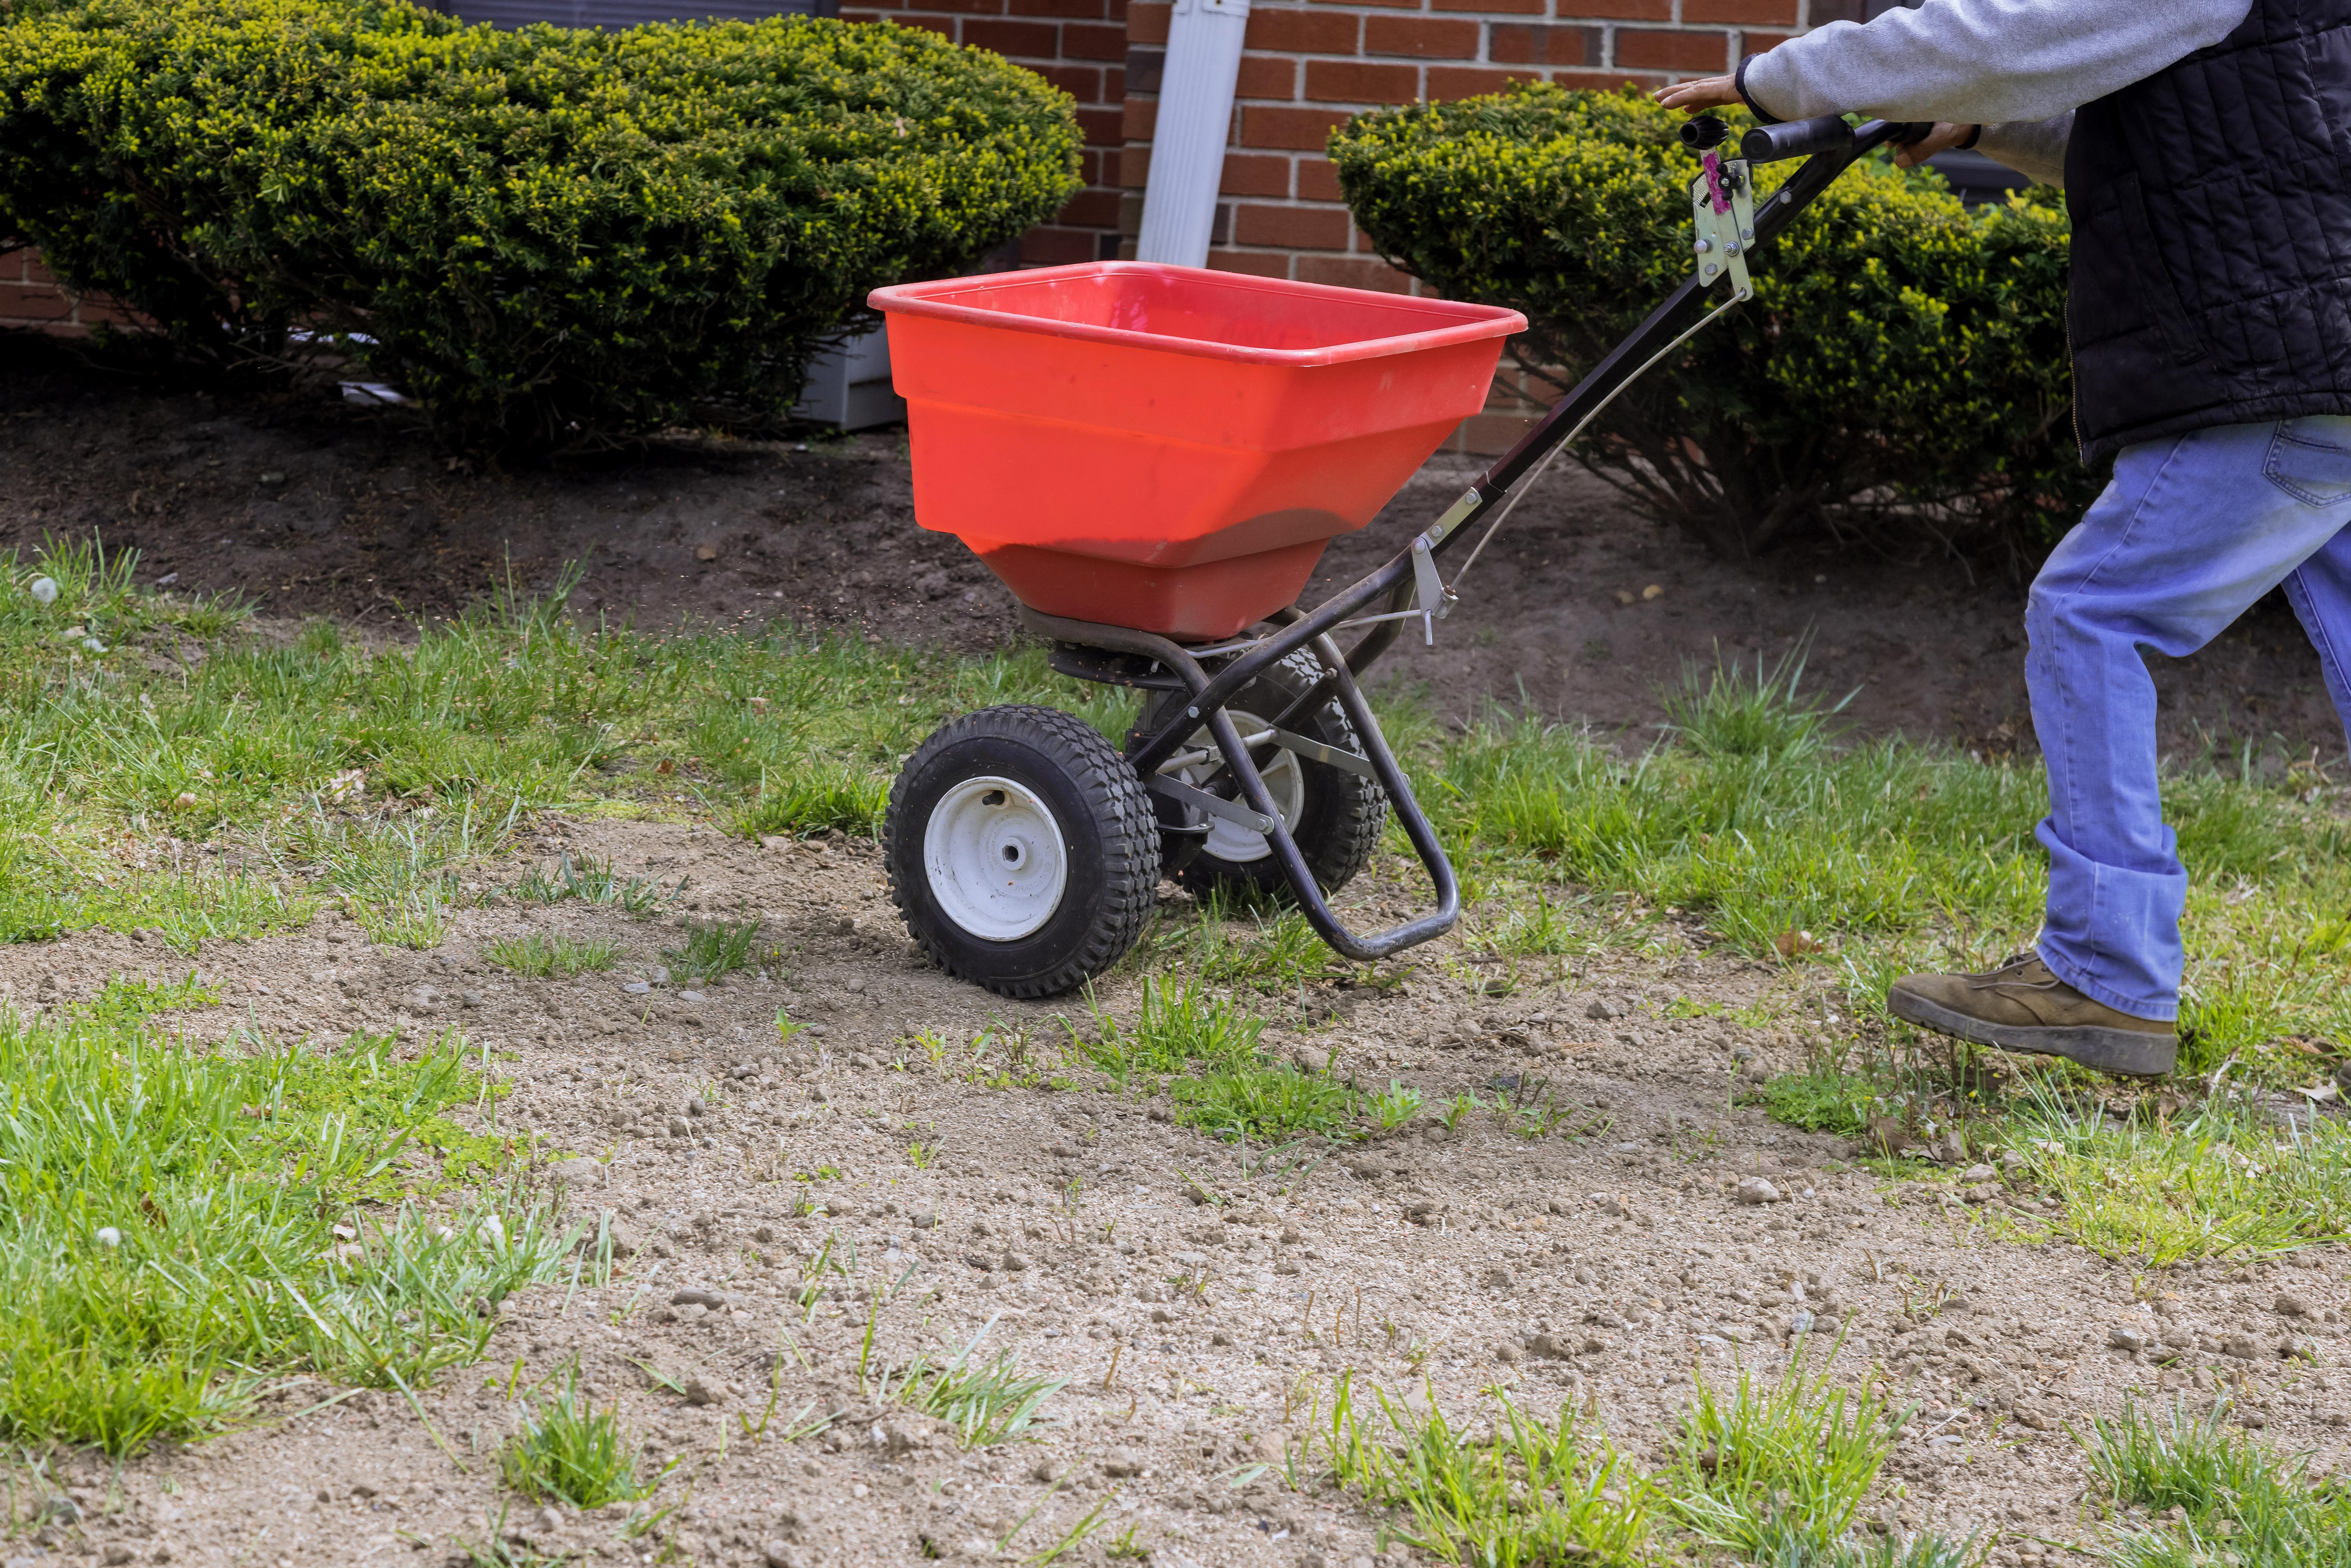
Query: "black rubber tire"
1129 650 1387 899
885 705 1159 998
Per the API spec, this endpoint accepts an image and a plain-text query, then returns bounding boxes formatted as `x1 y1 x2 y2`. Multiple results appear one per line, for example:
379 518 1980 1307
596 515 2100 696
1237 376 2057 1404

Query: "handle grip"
1678 115 1730 151
1740 115 1852 163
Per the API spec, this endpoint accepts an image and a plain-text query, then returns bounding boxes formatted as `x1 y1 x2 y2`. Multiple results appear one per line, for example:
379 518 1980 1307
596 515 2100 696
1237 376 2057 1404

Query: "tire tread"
884 704 1158 998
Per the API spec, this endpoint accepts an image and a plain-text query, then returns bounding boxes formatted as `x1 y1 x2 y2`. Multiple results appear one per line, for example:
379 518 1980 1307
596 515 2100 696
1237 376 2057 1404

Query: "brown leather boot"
1888 953 2176 1077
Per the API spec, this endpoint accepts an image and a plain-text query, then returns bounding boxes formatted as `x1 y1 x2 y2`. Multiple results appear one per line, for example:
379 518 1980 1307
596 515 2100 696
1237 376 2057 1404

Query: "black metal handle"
1678 115 1730 151
1740 115 1852 163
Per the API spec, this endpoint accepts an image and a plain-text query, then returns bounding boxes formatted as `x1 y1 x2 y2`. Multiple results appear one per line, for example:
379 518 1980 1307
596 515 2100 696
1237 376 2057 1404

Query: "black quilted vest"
2066 0 2351 466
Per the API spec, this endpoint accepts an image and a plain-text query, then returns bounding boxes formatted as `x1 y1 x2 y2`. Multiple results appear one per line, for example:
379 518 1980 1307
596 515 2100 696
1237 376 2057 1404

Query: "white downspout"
1135 0 1253 268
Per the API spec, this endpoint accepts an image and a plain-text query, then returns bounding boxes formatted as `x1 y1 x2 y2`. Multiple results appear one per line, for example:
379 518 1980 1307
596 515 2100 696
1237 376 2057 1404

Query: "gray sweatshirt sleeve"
1739 0 2251 129
1975 113 2073 187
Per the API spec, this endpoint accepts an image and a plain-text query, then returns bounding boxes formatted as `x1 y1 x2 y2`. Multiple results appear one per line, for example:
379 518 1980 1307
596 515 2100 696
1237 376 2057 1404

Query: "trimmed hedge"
1330 85 2089 559
0 0 1079 450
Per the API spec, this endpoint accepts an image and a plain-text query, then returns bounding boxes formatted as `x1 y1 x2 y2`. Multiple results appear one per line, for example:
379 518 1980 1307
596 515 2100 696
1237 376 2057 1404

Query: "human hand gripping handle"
1657 77 1968 170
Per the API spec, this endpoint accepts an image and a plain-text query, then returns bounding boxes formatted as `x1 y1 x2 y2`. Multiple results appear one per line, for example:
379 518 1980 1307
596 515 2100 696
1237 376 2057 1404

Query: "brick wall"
842 0 1135 264
0 246 137 335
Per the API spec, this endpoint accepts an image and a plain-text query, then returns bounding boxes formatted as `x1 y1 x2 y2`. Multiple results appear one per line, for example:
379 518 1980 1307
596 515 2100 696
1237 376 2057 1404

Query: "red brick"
1033 63 1102 99
895 0 1005 13
1304 59 1418 104
1021 228 1098 265
1683 0 1794 22
1219 152 1295 197
1118 144 1153 187
1549 0 1670 16
1240 104 1352 149
1074 106 1125 144
1295 156 1345 202
1127 0 1169 43
1206 249 1295 279
1429 65 1536 99
0 288 74 323
74 299 140 328
1295 255 1414 293
1243 6 1358 52
1808 0 1866 21
960 17 1059 55
1121 98 1158 139
896 15 955 38
1364 15 1479 57
20 251 57 286
1233 202 1353 250
1491 23 1596 66
1008 0 1103 15
1057 187 1124 226
1613 28 1733 71
1551 68 1664 90
1743 30 1791 51
1235 55 1297 99
1105 0 1127 18
1063 20 1127 57
1434 0 1543 13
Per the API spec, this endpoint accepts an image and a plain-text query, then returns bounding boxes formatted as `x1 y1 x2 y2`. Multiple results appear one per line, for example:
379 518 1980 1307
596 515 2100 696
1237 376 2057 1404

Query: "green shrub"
0 0 1079 451
1330 85 2090 558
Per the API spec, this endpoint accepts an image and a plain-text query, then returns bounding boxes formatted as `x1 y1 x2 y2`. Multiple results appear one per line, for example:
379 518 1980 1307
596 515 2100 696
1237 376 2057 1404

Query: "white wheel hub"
1164 710 1304 864
923 775 1069 941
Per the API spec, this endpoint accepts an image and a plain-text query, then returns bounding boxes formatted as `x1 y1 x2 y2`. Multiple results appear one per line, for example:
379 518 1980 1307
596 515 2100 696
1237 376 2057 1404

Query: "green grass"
864 1323 1064 1449
1434 654 2351 1087
1318 1372 1656 1567
16 534 2351 1096
485 932 623 979
0 980 572 1453
1173 1062 1359 1144
498 1373 653 1507
1370 1080 1425 1130
1314 1352 1977 1568
1749 1064 1882 1137
2008 1087 2351 1265
512 852 671 916
2084 1400 2351 1567
733 760 889 839
1081 976 1266 1085
1661 1346 1898 1563
660 919 760 984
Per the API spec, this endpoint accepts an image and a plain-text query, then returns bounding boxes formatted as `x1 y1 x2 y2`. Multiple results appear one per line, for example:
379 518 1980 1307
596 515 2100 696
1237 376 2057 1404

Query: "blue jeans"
2028 415 2351 1021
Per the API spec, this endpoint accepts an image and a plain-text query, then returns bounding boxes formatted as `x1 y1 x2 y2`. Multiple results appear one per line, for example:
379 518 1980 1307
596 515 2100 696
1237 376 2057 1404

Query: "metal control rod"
1121 116 1929 779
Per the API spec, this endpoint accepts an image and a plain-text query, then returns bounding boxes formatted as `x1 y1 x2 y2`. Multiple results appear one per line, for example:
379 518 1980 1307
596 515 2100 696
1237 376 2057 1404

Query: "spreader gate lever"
1691 150 1757 301
1409 534 1454 644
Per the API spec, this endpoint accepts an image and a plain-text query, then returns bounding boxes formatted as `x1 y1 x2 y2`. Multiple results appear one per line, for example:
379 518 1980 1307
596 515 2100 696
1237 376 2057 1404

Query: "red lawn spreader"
866 113 1926 997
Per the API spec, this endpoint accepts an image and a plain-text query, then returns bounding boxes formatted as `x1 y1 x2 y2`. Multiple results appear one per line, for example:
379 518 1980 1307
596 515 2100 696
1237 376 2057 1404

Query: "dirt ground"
4 819 2346 1568
3 331 2346 772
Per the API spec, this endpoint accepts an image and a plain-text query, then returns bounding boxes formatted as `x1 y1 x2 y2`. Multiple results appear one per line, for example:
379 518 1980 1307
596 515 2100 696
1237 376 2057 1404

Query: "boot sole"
1888 990 2177 1077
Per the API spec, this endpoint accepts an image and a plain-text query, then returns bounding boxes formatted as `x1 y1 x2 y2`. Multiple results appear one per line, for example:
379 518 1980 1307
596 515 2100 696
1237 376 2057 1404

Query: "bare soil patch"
9 818 2347 1568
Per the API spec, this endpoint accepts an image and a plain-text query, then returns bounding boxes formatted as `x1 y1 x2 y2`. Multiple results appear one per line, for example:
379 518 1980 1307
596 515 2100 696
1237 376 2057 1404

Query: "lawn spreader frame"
875 113 1929 998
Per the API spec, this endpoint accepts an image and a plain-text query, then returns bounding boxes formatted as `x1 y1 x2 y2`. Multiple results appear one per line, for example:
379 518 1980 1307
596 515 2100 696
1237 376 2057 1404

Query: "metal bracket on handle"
1691 153 1758 301
1409 535 1453 645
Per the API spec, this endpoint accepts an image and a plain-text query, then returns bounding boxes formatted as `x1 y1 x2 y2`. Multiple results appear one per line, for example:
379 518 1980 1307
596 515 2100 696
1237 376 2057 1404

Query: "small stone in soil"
1734 1177 1781 1206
